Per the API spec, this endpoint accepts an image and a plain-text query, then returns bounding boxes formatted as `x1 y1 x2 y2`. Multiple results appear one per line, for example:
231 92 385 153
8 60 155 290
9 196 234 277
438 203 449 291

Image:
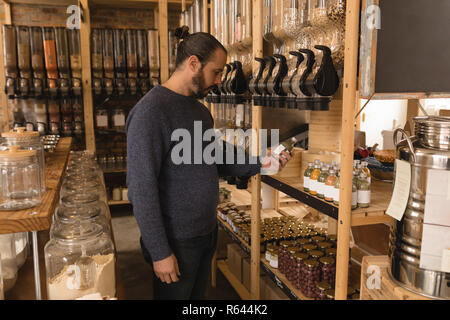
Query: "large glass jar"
14 232 28 269
315 281 332 300
30 27 44 79
52 202 110 237
125 29 138 79
68 29 81 79
1 127 46 194
55 27 70 78
3 25 18 79
300 259 321 297
282 0 302 41
137 29 149 79
43 27 58 80
44 222 116 300
60 179 106 202
293 252 309 289
91 29 103 79
0 147 42 210
0 234 18 293
17 26 31 79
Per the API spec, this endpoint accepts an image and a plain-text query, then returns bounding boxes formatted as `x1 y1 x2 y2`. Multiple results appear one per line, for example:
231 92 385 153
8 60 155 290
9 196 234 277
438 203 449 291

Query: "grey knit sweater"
126 85 261 262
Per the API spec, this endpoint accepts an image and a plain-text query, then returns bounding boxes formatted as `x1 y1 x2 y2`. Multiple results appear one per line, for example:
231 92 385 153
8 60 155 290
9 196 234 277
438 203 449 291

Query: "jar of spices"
309 250 325 260
286 246 302 282
320 256 336 285
309 163 321 196
269 250 278 269
293 252 309 290
315 281 333 300
300 259 321 298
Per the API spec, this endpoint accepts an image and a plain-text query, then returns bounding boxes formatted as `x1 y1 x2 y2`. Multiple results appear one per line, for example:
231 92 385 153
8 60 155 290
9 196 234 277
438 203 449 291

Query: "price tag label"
386 159 411 221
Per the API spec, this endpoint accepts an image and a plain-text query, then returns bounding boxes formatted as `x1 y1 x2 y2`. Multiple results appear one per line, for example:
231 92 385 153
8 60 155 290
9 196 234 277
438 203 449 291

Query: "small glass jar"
44 222 116 300
0 234 18 293
269 251 278 269
278 240 291 274
286 246 302 282
300 259 321 298
293 252 309 290
315 281 333 300
265 243 274 262
60 179 106 202
320 256 336 285
0 147 42 210
60 193 107 218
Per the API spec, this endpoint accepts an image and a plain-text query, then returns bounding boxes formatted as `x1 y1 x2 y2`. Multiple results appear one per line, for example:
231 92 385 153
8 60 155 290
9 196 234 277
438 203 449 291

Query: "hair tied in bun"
175 26 190 40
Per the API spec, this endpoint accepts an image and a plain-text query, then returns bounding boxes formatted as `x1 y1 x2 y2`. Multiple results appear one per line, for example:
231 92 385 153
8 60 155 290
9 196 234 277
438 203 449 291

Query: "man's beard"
192 71 211 99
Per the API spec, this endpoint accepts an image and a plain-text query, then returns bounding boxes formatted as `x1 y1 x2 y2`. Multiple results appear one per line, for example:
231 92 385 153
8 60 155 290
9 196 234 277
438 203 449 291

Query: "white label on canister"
333 188 340 202
358 190 371 204
386 159 411 221
352 191 357 207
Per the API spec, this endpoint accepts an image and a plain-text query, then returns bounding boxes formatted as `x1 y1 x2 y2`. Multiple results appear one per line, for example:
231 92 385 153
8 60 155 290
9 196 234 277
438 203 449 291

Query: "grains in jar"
286 246 303 282
300 259 321 298
293 252 309 290
320 257 336 285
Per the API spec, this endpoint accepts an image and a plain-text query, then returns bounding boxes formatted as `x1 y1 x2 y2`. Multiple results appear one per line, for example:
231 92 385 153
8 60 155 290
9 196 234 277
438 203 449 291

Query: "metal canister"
390 121 450 299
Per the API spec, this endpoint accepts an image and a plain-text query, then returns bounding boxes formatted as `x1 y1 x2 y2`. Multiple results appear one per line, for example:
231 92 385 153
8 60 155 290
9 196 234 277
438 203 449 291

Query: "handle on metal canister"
393 128 416 163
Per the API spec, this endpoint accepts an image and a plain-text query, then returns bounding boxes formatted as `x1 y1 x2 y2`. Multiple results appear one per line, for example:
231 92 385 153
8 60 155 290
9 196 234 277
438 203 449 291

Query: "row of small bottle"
303 159 371 208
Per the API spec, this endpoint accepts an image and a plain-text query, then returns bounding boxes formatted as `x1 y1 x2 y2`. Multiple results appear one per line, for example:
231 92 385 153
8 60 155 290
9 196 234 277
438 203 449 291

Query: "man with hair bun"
126 26 292 300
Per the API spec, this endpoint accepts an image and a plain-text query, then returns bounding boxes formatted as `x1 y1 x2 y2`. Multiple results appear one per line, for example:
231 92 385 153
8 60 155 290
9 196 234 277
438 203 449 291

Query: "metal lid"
310 250 325 259
312 235 325 242
302 243 318 251
316 281 332 291
2 127 39 138
294 252 309 261
318 241 333 249
326 248 337 257
304 259 319 268
288 246 301 254
319 257 335 265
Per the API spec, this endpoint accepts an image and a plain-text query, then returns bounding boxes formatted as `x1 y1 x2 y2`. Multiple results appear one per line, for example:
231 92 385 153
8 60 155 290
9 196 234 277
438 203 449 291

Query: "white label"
272 144 285 157
333 187 340 202
352 191 358 207
424 169 450 227
358 190 371 204
420 224 450 272
309 179 317 193
441 249 450 273
386 159 411 221
304 177 310 189
113 114 125 127
317 182 325 195
324 185 333 199
96 115 108 127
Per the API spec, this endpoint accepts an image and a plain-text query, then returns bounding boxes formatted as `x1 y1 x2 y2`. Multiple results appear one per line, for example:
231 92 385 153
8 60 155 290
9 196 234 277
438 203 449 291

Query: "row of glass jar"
0 232 29 297
0 127 46 211
44 150 116 300
97 151 127 170
304 159 372 208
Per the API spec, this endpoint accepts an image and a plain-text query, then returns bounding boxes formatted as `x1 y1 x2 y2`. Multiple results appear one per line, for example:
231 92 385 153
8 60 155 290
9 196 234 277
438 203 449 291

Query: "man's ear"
186 55 201 73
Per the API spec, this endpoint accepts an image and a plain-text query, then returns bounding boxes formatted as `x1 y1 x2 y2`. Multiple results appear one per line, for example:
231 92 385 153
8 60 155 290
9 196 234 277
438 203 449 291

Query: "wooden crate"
360 256 432 300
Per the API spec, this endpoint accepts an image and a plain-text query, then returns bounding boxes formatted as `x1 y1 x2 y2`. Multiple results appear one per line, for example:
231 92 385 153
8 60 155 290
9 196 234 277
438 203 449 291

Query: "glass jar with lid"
52 202 110 237
1 127 46 194
309 250 324 260
317 241 333 251
286 246 302 282
327 234 337 247
315 281 332 300
319 256 336 284
14 232 28 269
60 181 107 204
278 240 292 274
300 259 321 297
269 249 278 269
0 146 42 210
293 252 309 289
44 222 116 300
302 243 317 254
0 234 18 293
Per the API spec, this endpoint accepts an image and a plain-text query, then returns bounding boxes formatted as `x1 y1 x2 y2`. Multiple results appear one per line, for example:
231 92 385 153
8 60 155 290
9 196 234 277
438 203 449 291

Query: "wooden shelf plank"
108 200 131 205
217 260 251 300
0 138 72 234
102 168 127 174
262 175 394 226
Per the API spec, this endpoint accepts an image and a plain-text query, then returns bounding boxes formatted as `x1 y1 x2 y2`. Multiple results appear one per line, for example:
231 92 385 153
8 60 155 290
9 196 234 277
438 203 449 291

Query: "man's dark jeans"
140 225 218 300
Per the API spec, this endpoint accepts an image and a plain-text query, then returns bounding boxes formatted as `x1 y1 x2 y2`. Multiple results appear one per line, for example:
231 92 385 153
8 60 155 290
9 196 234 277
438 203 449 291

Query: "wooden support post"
250 0 263 300
0 1 12 131
79 0 96 153
335 0 361 300
202 0 208 33
180 0 186 26
159 0 169 83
